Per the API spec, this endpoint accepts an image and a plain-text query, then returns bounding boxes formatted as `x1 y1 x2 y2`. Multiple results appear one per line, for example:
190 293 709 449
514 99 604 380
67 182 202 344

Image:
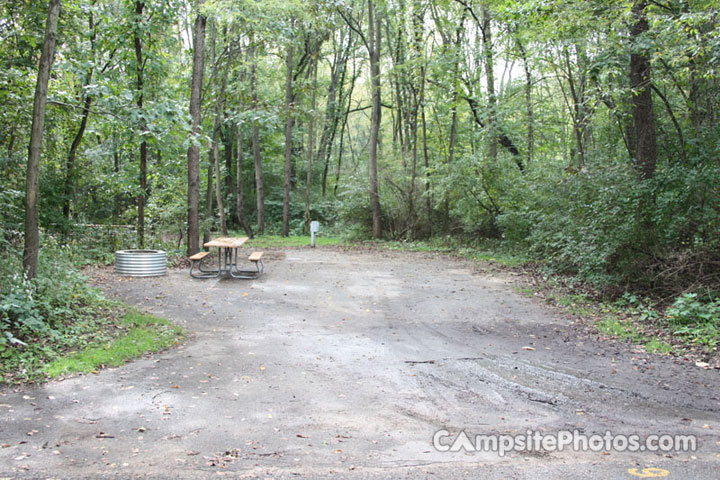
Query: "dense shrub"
0 237 110 351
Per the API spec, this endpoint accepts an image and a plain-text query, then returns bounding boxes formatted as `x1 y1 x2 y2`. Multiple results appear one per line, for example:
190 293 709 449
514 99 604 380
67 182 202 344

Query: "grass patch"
44 310 183 378
243 235 346 248
645 338 673 354
514 279 687 356
467 250 528 267
596 316 644 342
369 239 528 267
514 285 535 296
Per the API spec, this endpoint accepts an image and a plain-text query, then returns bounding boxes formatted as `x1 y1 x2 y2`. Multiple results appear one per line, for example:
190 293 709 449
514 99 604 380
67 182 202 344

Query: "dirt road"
1 249 718 478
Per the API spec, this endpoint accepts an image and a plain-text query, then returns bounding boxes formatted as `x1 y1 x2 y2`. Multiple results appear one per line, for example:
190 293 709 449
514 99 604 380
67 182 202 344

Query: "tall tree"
630 0 657 180
63 10 96 223
367 0 383 238
250 39 265 235
480 3 497 161
236 125 253 237
281 34 296 237
211 26 229 236
23 0 61 280
304 56 318 233
133 0 149 248
319 27 351 196
187 0 206 255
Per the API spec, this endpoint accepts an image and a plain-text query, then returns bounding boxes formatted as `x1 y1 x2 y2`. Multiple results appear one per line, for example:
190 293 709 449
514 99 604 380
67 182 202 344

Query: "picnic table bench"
189 237 264 279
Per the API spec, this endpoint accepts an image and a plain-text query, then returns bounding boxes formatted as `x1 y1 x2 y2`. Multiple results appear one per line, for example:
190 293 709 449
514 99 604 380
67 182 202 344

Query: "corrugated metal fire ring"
115 250 167 277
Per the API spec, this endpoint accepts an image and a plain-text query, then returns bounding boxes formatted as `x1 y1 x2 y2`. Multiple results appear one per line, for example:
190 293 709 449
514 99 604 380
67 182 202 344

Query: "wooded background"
2 0 719 292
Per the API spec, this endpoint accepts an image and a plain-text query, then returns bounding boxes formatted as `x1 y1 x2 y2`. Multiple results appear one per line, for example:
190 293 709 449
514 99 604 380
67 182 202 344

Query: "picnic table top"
204 236 249 248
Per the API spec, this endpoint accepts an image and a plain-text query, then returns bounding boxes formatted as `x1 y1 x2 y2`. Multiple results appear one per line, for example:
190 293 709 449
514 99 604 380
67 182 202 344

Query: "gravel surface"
1 248 718 479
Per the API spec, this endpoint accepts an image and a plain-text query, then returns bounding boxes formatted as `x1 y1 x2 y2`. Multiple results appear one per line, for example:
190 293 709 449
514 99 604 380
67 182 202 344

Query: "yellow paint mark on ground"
628 467 670 478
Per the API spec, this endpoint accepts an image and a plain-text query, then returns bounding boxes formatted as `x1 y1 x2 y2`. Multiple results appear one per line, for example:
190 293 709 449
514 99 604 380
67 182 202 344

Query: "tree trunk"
113 135 122 218
250 41 265 235
406 0 425 238
64 86 92 223
443 19 463 231
23 0 61 280
420 62 431 236
186 0 206 256
211 42 231 236
368 0 382 238
236 125 253 237
630 0 657 180
334 53 359 195
134 0 148 249
481 4 497 161
516 37 533 165
282 40 295 237
304 57 318 234
203 21 218 245
319 32 348 197
204 154 213 245
63 11 95 224
223 128 233 210
321 63 347 197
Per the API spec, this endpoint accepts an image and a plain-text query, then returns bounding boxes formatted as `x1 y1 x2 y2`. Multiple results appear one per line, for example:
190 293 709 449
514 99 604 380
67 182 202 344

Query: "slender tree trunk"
186 0 206 255
282 40 295 237
630 0 657 180
223 128 233 209
406 0 425 238
134 0 148 249
203 22 217 245
368 0 382 238
321 60 347 197
211 45 231 236
304 57 318 233
113 135 122 218
250 41 264 235
516 38 533 165
212 132 227 236
334 54 358 195
63 11 95 224
481 4 497 161
236 125 253 237
203 153 213 245
64 87 91 223
442 19 463 231
420 61 431 236
23 0 61 280
319 33 348 197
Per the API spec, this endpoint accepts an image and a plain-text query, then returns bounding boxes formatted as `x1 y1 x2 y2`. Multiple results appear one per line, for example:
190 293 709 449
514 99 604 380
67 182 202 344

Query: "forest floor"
0 248 718 479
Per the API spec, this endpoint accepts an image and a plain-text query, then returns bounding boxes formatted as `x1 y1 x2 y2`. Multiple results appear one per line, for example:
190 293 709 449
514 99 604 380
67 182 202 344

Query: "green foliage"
0 240 106 342
666 293 719 348
336 177 375 239
498 161 645 284
596 316 643 342
44 310 183 378
244 234 345 247
644 338 673 354
667 293 720 327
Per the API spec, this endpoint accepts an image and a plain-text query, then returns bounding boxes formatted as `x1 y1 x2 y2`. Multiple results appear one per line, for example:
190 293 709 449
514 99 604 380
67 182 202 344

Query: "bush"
0 238 110 362
666 293 720 349
667 293 720 327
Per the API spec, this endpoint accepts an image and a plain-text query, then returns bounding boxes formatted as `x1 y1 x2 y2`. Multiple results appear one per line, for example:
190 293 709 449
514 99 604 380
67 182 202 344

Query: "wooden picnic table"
205 237 247 278
204 236 249 249
189 236 263 279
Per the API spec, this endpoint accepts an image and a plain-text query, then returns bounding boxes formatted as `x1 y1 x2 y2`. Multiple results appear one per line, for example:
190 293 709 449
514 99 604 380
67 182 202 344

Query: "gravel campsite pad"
1 249 718 479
